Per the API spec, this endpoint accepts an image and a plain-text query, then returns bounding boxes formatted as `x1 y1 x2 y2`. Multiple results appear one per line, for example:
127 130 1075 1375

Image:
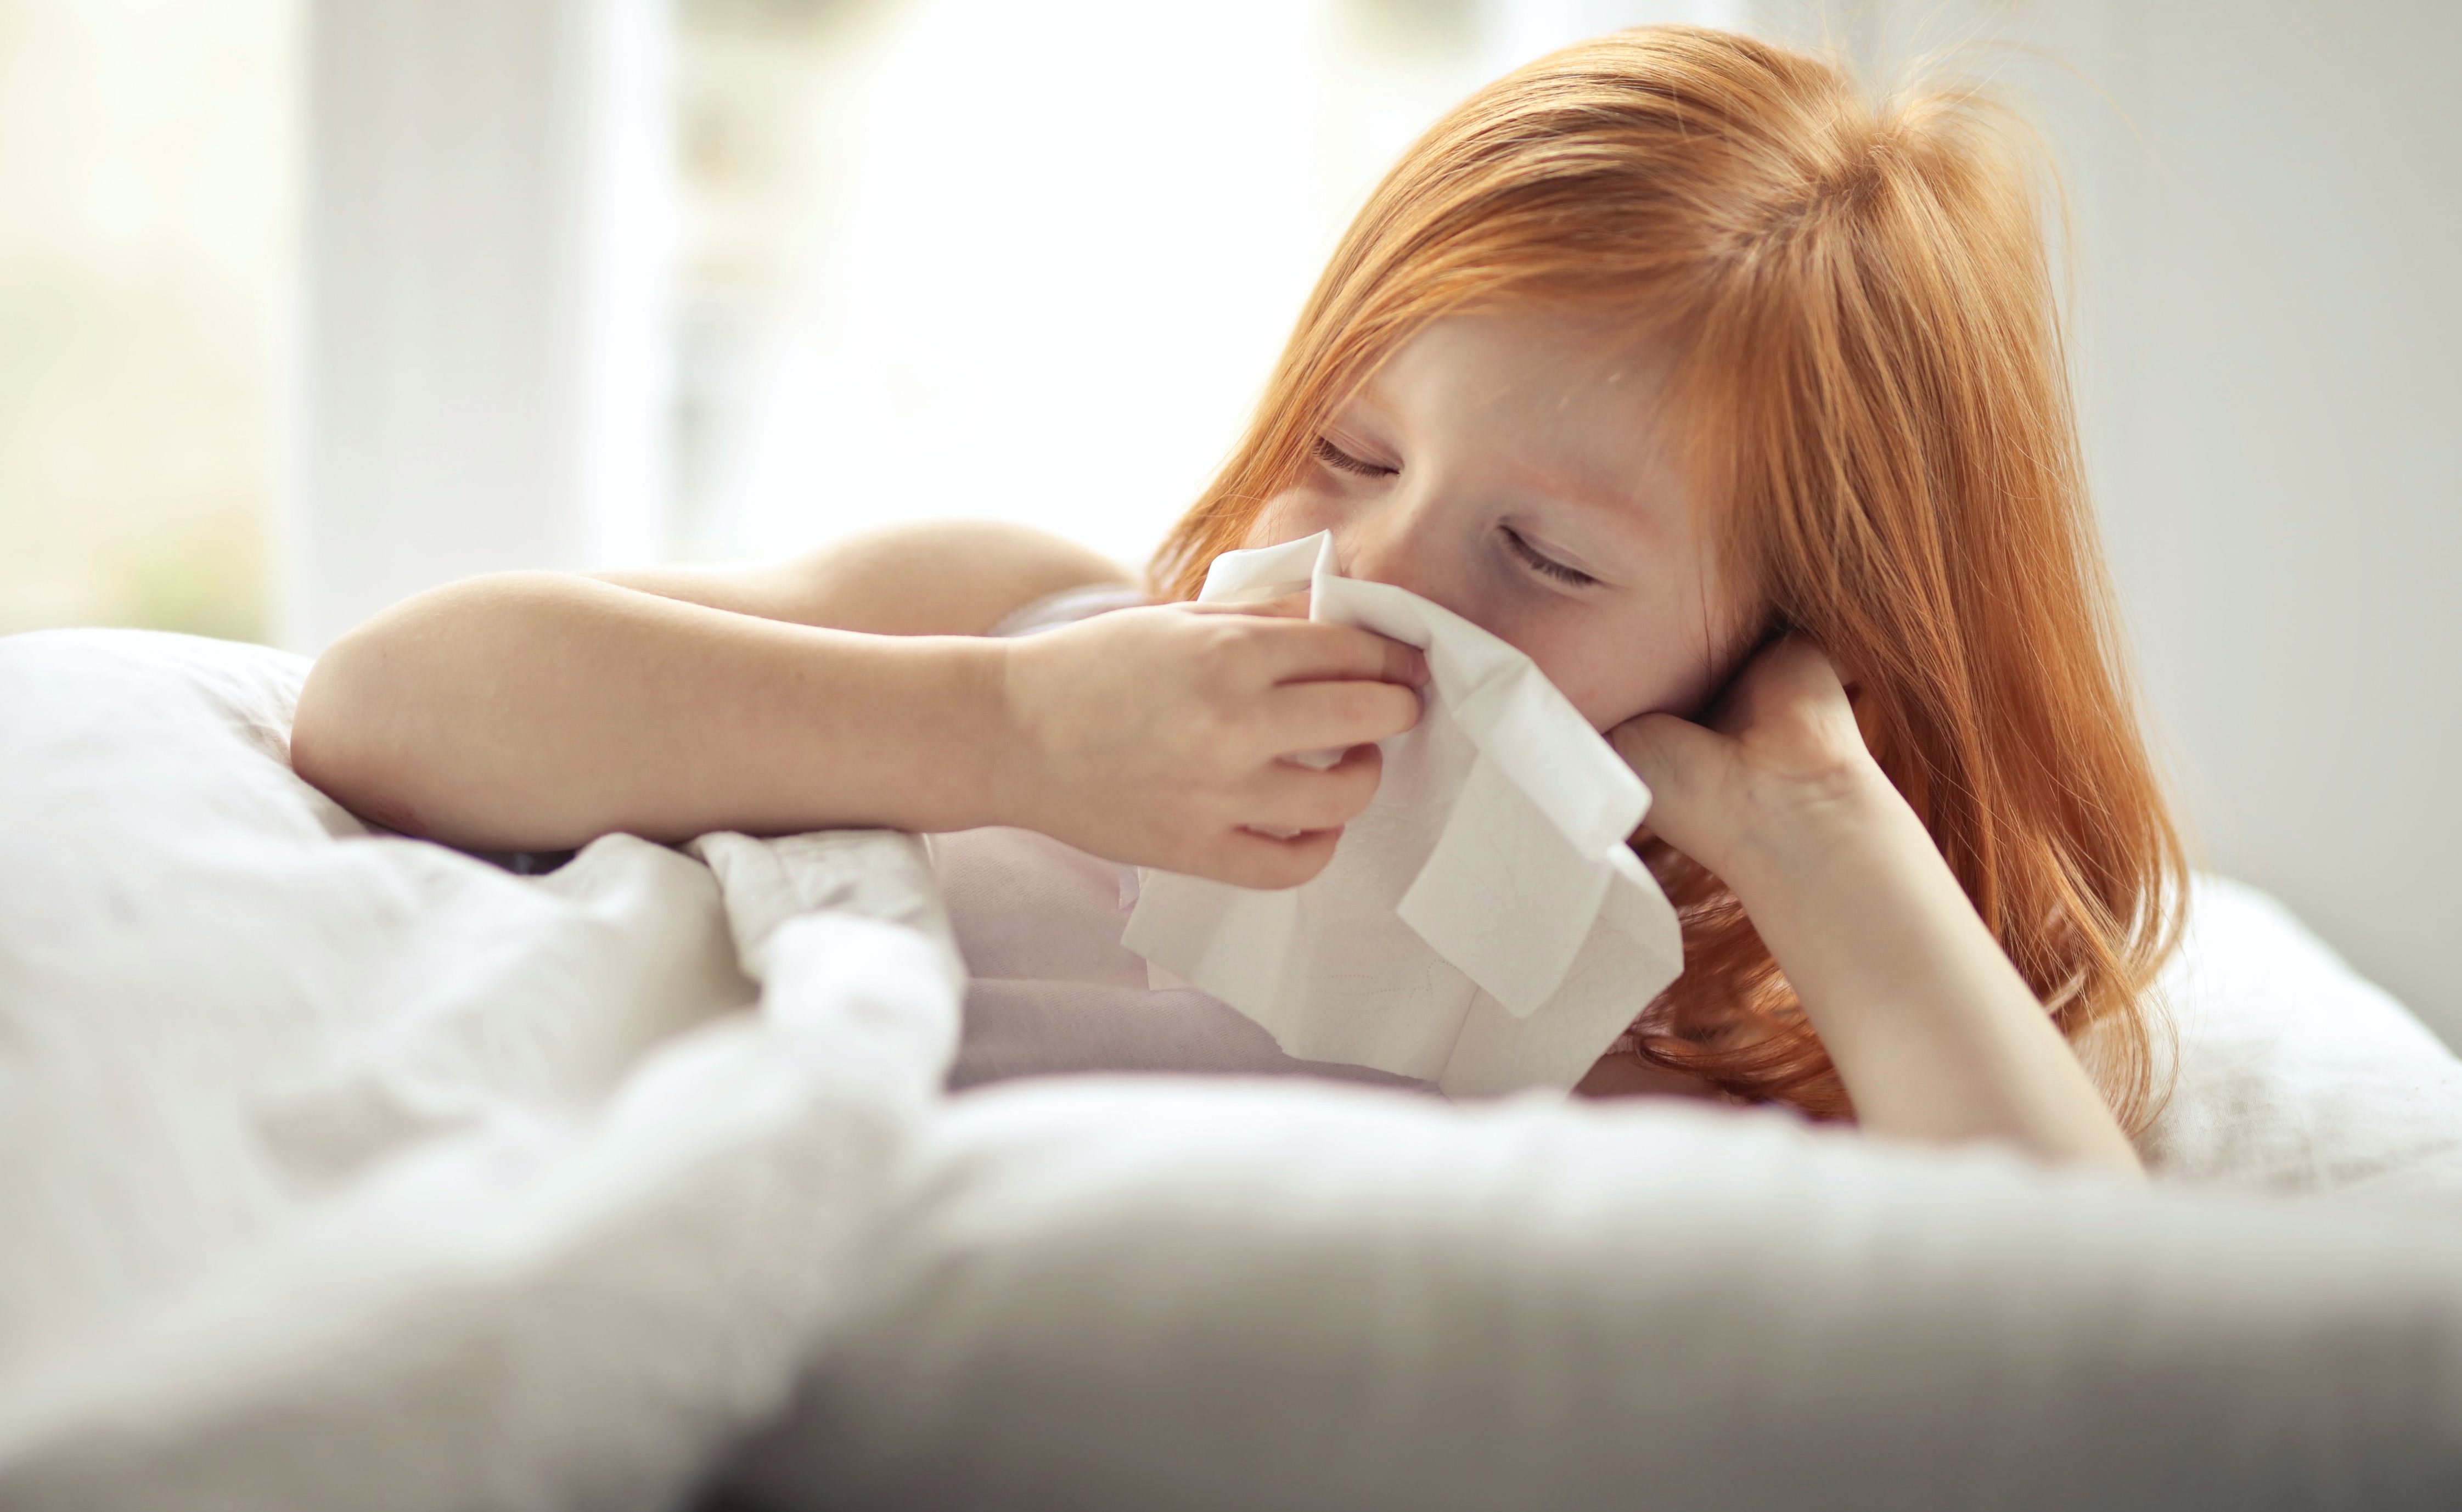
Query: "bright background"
5 0 2459 1048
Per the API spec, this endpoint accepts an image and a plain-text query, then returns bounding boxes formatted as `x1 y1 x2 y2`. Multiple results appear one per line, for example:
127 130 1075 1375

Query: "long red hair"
1149 26 2185 1131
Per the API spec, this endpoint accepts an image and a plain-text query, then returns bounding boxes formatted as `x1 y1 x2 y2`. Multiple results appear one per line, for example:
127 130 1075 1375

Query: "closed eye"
1501 525 1598 588
1313 436 1396 478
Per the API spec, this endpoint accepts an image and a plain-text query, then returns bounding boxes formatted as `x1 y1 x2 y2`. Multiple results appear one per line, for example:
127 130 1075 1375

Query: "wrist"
970 634 1038 833
1716 760 1926 905
879 632 1017 834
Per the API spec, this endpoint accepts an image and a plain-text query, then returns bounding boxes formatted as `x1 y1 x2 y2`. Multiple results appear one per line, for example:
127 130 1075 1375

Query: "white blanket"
0 631 964 1509
5 628 2462 1511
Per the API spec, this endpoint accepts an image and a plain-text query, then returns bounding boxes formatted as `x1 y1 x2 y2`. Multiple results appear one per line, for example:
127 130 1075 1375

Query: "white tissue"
1120 531 1685 1096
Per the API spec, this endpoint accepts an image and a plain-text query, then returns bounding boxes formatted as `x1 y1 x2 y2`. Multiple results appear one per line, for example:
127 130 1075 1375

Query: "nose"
1337 489 1451 603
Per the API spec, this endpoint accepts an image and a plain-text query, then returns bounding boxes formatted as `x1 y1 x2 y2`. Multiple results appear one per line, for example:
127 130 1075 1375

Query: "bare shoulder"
589 519 1138 636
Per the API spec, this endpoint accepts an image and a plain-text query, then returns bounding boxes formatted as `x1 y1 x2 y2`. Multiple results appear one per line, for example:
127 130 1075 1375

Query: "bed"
2 627 2458 1510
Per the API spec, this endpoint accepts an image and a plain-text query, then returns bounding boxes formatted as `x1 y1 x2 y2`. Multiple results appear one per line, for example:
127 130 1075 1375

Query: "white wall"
291 0 666 653
1751 0 2462 1046
2111 2 2462 1049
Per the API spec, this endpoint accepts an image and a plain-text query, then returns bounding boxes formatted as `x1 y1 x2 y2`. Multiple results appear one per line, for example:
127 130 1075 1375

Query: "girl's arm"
290 520 1425 884
581 519 1137 637
1611 639 2144 1174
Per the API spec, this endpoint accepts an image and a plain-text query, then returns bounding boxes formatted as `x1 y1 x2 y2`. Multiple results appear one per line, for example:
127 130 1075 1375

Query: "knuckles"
1193 613 1282 663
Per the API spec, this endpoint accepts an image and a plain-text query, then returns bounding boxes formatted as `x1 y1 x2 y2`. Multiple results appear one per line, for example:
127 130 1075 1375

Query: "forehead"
1357 311 1691 527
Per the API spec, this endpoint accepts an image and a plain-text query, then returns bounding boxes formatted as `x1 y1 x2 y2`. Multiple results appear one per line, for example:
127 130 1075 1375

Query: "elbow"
290 632 430 839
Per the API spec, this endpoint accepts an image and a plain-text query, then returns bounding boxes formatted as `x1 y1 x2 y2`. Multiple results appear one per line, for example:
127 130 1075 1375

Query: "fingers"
1265 679 1421 754
1043 600 1429 890
1179 590 1312 620
1174 603 1427 689
1212 826 1344 890
1755 634 1851 702
1606 712 1736 865
1711 633 1852 736
1184 746 1386 890
1253 743 1384 831
1258 620 1428 689
1608 711 1724 802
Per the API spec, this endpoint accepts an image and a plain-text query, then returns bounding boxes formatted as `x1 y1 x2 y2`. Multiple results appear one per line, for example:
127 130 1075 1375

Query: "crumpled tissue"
1121 531 1685 1096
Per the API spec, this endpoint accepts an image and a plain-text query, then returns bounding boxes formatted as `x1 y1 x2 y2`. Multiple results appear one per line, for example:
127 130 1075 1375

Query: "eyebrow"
1328 385 1402 435
1342 376 1674 540
1510 453 1675 547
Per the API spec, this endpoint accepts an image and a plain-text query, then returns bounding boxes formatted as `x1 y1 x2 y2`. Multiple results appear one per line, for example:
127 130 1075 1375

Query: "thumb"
1607 711 1726 809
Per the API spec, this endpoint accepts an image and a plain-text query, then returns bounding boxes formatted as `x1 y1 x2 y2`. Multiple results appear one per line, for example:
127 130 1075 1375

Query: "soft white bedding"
0 631 964 1508
3 627 2460 1510
733 1081 2462 1511
2139 874 2462 1192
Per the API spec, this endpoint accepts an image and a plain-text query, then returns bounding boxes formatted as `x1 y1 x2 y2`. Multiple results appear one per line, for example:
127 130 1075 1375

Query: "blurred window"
671 0 1494 569
0 0 294 642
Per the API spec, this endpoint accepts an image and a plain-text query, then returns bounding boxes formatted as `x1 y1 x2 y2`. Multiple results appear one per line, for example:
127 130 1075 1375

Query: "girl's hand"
1611 636 2143 1173
994 598 1428 888
1606 634 1893 888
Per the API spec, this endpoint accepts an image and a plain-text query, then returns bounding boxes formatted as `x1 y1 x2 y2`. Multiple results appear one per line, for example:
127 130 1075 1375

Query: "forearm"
1721 774 2143 1173
291 572 1009 851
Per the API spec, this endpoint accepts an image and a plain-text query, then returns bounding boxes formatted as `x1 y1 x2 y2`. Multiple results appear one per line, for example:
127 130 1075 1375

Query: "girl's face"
1245 311 1759 732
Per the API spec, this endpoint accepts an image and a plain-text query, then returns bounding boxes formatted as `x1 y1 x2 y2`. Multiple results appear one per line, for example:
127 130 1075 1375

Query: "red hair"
1149 26 2185 1131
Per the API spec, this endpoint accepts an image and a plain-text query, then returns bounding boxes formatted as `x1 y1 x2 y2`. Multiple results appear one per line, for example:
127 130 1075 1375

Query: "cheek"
1241 487 1342 550
1526 611 1733 732
1543 547 1762 729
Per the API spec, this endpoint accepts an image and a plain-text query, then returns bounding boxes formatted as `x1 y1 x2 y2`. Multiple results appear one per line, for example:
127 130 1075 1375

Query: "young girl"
292 26 2180 1174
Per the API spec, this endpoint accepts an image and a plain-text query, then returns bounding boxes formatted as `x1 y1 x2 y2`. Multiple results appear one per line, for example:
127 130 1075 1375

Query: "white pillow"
2140 876 2462 1192
726 1078 2462 1511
